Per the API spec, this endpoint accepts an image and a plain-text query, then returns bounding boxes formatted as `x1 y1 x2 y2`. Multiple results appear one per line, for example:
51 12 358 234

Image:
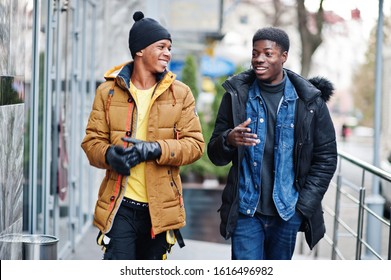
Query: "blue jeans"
231 211 303 260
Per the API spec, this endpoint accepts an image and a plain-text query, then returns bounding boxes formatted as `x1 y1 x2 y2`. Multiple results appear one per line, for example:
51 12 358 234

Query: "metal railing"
320 150 391 260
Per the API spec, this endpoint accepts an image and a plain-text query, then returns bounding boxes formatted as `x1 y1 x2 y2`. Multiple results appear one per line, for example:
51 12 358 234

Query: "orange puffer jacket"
81 62 204 235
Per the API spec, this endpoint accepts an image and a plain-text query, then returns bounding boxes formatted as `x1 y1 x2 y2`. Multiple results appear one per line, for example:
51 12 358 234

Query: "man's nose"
254 53 266 62
163 48 171 57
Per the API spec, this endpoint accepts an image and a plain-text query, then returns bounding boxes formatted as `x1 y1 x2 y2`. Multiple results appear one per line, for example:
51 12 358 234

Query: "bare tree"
297 0 324 77
258 0 290 26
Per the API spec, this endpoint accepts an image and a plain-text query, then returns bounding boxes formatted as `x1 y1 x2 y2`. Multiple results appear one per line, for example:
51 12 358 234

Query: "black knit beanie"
128 11 171 58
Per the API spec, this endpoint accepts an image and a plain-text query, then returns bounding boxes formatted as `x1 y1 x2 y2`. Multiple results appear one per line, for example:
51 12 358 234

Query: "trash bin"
0 234 23 260
22 234 59 260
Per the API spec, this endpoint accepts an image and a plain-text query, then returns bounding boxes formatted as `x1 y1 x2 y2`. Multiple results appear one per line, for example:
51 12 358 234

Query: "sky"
305 0 391 22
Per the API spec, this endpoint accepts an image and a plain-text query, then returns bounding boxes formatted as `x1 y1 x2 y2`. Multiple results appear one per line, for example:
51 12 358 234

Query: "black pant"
103 202 168 260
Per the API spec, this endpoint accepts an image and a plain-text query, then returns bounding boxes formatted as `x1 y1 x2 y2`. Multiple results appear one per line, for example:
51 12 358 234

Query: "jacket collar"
224 68 326 104
104 61 172 92
285 69 321 103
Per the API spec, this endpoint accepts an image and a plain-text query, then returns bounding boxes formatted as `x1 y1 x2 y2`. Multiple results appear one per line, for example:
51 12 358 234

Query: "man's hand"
121 138 162 168
105 146 132 175
226 118 260 147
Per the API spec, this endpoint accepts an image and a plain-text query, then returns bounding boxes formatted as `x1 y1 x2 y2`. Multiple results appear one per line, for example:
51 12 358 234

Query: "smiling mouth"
160 60 169 67
254 66 268 73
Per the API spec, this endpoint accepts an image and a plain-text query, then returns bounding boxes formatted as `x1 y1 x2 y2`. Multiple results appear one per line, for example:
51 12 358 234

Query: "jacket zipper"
170 167 184 207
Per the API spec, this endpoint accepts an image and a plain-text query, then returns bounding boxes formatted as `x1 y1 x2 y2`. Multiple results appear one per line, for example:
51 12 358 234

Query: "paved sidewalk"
66 224 231 260
66 224 316 260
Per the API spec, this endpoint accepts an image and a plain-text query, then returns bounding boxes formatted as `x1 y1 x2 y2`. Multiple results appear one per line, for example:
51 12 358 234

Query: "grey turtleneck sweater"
256 74 286 216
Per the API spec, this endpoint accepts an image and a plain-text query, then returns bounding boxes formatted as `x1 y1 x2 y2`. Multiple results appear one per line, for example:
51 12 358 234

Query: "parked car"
380 153 391 219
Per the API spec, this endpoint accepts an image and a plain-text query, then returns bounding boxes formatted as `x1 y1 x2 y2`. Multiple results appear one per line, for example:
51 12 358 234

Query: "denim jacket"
238 77 298 220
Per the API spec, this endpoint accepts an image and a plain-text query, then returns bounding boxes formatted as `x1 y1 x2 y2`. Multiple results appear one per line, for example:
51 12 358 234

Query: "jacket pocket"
161 199 185 226
303 205 325 250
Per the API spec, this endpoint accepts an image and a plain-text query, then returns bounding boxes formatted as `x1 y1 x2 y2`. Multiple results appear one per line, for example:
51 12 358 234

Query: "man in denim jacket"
207 27 337 260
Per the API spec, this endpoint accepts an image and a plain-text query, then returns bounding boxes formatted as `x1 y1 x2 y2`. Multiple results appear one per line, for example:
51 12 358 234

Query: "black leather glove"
105 146 132 175
121 137 162 168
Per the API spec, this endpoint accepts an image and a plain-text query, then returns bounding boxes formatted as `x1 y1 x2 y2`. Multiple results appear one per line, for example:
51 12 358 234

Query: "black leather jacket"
208 69 337 249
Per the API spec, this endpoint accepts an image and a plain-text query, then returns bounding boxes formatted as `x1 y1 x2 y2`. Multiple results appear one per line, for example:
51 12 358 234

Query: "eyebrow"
253 46 274 52
157 42 172 47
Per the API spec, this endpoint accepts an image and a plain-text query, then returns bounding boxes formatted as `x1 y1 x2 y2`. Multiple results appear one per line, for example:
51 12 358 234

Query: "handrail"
338 150 391 181
320 150 391 260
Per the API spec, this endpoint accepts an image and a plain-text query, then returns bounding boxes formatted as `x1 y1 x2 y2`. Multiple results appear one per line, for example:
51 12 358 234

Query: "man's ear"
282 51 288 63
136 50 143 57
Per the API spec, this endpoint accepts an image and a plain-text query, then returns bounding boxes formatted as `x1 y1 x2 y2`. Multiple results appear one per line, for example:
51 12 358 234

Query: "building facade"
0 0 104 259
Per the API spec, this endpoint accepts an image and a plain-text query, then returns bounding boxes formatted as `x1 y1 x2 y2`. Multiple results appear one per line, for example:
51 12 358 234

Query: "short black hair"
252 27 290 52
